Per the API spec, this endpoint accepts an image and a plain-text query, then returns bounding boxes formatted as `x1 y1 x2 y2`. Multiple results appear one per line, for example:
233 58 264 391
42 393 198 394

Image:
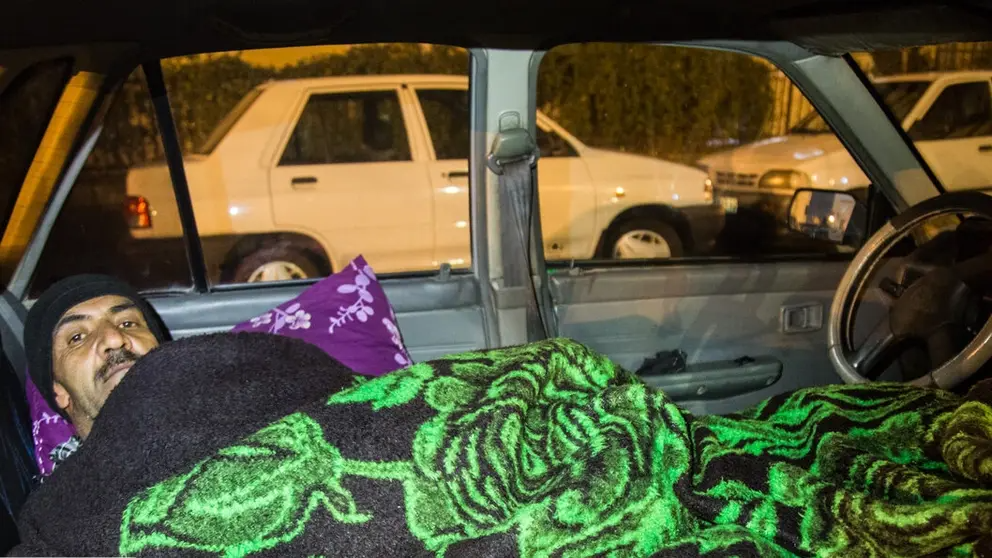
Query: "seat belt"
487 125 557 341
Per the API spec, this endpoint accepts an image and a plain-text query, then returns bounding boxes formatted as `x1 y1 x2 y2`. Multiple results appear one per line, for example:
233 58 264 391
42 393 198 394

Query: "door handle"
638 355 783 401
291 176 317 190
979 145 992 153
443 170 469 180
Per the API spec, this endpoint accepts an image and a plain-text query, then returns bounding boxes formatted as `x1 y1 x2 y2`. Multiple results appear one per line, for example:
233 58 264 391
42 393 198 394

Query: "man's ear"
53 381 72 414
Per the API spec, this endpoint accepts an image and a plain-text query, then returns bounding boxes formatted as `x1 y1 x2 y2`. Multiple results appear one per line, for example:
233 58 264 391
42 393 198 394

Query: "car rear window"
29 66 192 296
0 58 73 235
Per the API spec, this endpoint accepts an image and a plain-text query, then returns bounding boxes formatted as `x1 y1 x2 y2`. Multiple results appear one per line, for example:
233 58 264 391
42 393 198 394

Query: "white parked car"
699 71 992 206
125 75 721 282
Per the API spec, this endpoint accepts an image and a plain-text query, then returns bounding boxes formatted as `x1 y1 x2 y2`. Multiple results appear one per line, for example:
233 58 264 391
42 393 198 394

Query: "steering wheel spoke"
926 325 959 369
850 316 898 377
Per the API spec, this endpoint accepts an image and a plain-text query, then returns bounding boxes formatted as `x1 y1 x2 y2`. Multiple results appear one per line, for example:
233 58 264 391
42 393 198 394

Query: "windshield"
789 80 932 134
193 86 265 155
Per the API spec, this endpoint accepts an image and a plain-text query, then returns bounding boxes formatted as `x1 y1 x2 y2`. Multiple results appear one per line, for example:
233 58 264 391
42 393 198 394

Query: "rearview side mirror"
788 188 861 244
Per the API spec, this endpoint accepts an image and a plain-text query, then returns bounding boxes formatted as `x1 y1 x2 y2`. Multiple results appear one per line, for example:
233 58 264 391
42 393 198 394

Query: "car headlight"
703 177 714 203
758 170 811 190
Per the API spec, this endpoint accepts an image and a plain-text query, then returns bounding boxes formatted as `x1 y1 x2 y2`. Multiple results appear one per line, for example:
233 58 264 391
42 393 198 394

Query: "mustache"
96 348 141 383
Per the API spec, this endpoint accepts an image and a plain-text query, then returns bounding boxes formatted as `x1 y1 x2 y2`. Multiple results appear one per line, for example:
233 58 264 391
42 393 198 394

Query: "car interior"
3 0 992 553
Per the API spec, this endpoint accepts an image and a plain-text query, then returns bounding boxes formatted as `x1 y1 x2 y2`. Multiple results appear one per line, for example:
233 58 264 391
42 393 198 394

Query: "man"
24 274 167 467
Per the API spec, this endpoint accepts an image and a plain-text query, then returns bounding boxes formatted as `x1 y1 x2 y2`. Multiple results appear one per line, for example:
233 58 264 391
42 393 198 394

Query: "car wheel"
604 219 684 260
231 243 323 283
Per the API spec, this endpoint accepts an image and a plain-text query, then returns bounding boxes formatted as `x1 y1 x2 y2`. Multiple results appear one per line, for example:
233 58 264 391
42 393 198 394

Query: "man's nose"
95 322 128 353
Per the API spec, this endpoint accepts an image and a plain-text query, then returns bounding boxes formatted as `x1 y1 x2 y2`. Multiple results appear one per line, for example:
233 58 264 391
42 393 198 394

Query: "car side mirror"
788 188 861 244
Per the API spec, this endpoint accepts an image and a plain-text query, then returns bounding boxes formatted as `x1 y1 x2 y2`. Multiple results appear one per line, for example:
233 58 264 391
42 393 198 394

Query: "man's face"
51 295 159 438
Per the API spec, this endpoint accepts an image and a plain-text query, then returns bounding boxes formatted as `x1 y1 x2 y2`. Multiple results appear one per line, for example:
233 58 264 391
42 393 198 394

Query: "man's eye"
68 333 84 345
120 320 141 329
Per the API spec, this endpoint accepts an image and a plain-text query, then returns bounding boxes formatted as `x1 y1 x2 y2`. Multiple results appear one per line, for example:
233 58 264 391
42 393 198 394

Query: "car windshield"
789 80 932 134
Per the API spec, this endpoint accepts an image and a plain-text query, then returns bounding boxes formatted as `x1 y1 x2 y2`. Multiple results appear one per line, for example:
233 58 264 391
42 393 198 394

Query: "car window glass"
417 89 469 161
852 43 992 193
909 81 992 141
280 91 411 165
536 127 577 158
28 67 191 297
537 43 870 264
791 81 931 135
0 59 73 285
140 44 470 286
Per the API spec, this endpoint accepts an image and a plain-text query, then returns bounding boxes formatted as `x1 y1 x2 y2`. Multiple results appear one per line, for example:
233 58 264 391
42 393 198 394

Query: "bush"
538 44 773 164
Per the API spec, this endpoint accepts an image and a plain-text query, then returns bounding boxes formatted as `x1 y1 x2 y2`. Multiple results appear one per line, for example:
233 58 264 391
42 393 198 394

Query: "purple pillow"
231 255 412 375
27 254 411 477
25 374 77 477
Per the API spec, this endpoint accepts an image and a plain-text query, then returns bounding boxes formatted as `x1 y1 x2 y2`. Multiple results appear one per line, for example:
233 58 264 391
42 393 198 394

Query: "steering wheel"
829 191 992 389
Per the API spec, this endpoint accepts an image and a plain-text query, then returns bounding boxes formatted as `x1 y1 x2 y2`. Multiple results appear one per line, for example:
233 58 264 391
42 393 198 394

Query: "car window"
0 59 73 286
194 87 264 155
790 80 931 135
28 67 191 297
0 60 73 231
851 43 992 194
280 91 411 165
536 127 578 158
417 89 469 161
909 81 992 141
79 44 470 288
536 43 870 263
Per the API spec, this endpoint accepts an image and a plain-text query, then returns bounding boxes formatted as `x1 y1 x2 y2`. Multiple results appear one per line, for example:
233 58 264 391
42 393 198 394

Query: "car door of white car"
908 79 992 191
408 86 473 269
533 119 598 261
268 87 436 274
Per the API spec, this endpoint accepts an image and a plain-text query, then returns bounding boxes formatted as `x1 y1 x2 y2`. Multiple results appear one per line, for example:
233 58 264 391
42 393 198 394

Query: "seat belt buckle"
487 126 539 175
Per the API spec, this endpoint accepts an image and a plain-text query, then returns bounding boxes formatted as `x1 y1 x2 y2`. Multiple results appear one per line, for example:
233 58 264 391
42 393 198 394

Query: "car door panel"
550 260 887 415
909 79 992 191
534 125 598 261
268 88 435 274
918 134 992 191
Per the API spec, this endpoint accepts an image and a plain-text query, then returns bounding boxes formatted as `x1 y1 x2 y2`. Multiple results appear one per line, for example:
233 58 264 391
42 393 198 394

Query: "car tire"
230 242 323 283
602 219 684 260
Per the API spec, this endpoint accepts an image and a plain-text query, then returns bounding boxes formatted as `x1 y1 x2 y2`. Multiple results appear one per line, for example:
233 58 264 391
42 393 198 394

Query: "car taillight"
125 195 152 229
704 178 714 203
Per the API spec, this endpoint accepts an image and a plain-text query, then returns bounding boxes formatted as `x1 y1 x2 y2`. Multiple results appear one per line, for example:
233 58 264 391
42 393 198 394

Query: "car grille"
714 171 758 187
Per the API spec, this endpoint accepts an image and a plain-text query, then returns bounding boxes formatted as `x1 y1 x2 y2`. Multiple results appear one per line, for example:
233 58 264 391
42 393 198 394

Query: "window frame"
412 86 472 162
406 82 469 163
272 84 424 170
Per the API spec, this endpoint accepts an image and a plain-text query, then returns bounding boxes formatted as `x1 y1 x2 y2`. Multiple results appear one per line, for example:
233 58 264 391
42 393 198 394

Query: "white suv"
125 75 721 282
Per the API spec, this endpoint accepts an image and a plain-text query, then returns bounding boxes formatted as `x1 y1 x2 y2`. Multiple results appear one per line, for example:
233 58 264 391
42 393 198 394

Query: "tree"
538 44 773 164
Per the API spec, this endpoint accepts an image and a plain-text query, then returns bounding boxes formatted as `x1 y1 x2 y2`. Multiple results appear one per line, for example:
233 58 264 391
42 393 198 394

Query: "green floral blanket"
13 335 992 556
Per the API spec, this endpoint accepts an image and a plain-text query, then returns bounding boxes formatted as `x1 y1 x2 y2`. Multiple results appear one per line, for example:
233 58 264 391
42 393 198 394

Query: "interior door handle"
979 145 992 153
444 170 469 179
291 176 317 189
638 355 783 401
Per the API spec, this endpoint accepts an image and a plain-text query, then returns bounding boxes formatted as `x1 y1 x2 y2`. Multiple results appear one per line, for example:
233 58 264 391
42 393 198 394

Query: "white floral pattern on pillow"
330 261 377 333
247 302 312 335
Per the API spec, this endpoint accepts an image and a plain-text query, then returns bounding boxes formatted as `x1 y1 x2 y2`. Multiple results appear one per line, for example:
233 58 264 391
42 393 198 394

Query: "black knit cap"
24 274 168 418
